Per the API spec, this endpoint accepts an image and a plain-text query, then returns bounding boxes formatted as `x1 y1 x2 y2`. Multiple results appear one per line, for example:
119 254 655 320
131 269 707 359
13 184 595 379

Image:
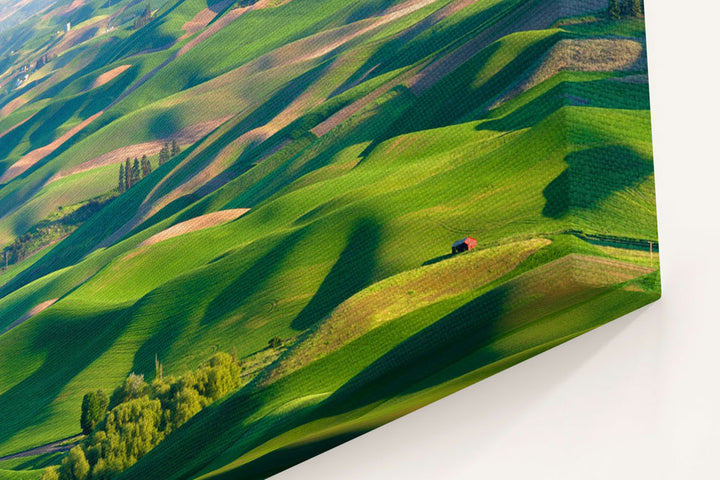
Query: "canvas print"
0 0 659 478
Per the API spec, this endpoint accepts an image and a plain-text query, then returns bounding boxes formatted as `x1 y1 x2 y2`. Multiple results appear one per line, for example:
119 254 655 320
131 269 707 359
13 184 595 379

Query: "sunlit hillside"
0 0 658 479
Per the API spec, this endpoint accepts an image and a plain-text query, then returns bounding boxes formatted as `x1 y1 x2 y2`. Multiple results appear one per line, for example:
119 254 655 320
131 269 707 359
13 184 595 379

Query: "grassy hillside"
0 0 658 478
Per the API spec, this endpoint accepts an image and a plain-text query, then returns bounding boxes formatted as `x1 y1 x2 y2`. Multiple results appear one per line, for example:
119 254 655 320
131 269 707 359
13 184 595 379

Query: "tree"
80 390 109 435
60 351 245 479
130 158 141 186
167 386 204 429
158 143 170 165
59 446 90 480
133 4 153 29
608 0 622 19
124 158 131 191
99 396 164 466
630 0 643 17
141 155 152 177
171 139 180 157
109 373 148 409
194 352 242 401
118 163 125 193
40 467 60 480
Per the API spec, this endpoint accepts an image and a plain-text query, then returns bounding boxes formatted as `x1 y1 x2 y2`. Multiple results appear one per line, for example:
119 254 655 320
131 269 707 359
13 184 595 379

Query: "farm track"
0 435 81 461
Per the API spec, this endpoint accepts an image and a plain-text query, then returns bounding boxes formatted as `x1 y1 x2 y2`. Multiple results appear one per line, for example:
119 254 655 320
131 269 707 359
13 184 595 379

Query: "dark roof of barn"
453 237 472 248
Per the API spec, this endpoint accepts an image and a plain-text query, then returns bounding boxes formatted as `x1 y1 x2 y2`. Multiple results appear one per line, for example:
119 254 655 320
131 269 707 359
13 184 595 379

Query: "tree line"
608 0 644 19
159 140 180 166
132 5 153 30
117 141 179 194
42 352 243 480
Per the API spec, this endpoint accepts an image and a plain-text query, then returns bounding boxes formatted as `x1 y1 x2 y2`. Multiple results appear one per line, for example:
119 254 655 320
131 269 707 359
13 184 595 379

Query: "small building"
451 237 477 255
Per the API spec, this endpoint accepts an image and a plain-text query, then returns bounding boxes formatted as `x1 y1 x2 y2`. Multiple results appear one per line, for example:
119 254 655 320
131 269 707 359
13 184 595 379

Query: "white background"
273 1 720 478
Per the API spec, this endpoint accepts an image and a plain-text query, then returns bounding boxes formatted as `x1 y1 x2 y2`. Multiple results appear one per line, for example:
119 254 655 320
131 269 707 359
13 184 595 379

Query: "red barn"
451 237 477 254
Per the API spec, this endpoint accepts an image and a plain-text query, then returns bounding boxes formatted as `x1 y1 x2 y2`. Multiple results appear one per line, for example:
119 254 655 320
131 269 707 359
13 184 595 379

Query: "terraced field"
0 0 659 478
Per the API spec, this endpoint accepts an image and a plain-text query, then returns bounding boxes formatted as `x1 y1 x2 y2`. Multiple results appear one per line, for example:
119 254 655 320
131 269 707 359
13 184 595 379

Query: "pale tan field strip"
139 209 251 246
1 298 59 335
0 112 104 184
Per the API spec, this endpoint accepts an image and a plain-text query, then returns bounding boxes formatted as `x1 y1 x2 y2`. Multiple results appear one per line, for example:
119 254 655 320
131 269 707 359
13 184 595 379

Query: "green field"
0 0 659 478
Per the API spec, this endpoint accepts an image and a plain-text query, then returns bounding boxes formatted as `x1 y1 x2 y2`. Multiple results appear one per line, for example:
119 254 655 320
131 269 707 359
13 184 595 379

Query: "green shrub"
40 467 60 480
59 446 90 480
108 373 148 409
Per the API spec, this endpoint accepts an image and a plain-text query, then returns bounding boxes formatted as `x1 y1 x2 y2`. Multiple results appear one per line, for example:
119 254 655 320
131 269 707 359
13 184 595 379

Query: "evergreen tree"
171 139 180 157
609 0 622 19
141 155 152 177
133 4 153 29
630 0 643 17
131 158 141 186
118 163 125 193
158 144 169 165
124 158 131 191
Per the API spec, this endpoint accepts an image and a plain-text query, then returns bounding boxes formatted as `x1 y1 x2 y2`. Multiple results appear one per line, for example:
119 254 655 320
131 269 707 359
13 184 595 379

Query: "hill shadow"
291 218 381 330
0 63 139 184
200 228 309 326
130 290 202 378
476 78 651 133
202 283 512 480
543 146 654 218
0 304 132 453
329 1 512 99
135 61 330 220
317 284 509 416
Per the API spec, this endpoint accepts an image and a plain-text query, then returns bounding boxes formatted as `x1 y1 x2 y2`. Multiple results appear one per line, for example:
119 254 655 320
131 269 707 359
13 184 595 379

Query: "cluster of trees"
158 140 180 166
608 0 644 19
117 156 151 193
42 352 243 480
1 196 114 271
35 53 54 70
118 141 180 193
132 5 153 29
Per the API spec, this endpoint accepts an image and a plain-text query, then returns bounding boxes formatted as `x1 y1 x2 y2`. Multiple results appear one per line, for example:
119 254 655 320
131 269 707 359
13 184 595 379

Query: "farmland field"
0 0 659 479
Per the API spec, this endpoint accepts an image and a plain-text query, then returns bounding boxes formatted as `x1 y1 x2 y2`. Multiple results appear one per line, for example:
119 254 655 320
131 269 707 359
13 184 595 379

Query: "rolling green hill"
0 0 659 478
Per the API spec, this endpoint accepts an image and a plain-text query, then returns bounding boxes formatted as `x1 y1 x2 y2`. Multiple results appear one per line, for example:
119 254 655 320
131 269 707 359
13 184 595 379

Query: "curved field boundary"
87 64 132 91
95 0 450 249
47 116 233 184
408 0 609 94
0 95 29 117
1 298 58 336
139 208 250 246
180 0 234 40
491 38 646 108
0 111 37 141
0 111 104 184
